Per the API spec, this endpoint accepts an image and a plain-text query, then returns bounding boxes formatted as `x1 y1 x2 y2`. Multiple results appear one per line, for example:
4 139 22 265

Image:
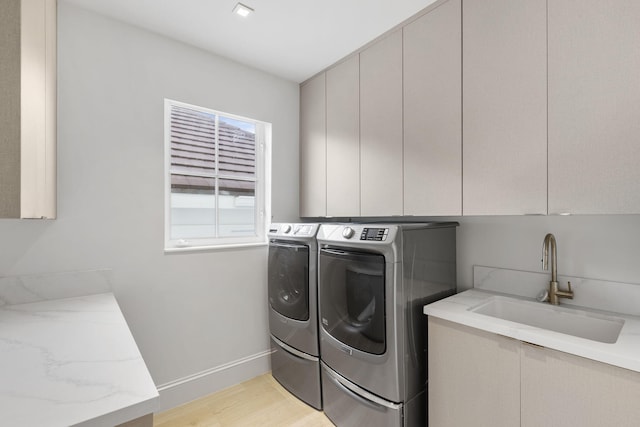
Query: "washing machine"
317 222 458 427
268 223 322 410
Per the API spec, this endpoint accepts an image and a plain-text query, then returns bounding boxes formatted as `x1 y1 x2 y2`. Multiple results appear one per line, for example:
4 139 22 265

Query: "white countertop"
424 289 640 373
0 293 158 427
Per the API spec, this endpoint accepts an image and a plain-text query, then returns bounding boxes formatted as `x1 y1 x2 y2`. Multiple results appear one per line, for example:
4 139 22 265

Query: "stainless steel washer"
268 223 321 409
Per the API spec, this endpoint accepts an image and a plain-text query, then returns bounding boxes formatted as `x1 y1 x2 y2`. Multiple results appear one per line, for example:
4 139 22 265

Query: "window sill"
164 241 267 254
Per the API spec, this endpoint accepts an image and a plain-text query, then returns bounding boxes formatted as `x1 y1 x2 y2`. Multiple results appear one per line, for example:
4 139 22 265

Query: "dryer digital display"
360 228 388 241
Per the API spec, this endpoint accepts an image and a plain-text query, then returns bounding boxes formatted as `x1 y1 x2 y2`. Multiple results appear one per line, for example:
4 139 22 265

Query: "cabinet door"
360 30 403 216
462 0 547 215
403 0 461 216
0 0 21 218
521 343 640 427
299 73 326 217
326 56 360 217
548 0 640 214
428 318 520 427
0 0 56 219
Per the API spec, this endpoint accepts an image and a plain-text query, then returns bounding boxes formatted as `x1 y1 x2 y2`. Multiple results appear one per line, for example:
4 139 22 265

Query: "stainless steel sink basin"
470 296 624 344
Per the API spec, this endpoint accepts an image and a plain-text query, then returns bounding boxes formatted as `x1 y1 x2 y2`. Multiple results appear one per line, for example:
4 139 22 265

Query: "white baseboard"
156 349 273 412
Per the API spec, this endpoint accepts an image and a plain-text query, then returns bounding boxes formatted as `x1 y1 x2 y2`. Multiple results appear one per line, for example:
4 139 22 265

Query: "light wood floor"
154 373 335 427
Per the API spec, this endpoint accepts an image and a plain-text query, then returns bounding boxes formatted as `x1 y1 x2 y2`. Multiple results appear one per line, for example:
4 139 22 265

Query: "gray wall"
456 215 640 290
0 0 299 406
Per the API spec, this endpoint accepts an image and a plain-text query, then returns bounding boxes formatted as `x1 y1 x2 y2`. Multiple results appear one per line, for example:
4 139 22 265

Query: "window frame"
164 99 271 252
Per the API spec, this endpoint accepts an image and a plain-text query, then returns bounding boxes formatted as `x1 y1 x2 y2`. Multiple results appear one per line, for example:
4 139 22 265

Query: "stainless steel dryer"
317 222 457 427
268 223 322 410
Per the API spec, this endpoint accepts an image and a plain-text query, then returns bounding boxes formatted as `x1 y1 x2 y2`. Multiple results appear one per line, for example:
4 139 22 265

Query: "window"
164 99 270 250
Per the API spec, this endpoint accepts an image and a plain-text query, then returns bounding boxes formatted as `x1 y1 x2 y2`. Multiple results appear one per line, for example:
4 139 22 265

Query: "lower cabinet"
428 317 640 427
428 317 519 427
116 414 153 427
521 343 640 427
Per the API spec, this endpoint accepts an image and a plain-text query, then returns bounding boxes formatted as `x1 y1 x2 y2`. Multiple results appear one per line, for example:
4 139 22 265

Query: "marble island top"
0 293 158 427
424 289 640 373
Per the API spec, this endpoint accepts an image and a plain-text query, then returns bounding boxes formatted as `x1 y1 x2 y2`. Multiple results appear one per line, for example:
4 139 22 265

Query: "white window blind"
165 99 270 250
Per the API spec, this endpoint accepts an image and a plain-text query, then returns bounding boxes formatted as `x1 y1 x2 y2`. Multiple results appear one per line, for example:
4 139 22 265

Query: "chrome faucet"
542 233 574 305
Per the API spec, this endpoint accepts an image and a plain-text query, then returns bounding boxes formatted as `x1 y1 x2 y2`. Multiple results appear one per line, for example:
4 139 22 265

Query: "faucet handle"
558 281 574 300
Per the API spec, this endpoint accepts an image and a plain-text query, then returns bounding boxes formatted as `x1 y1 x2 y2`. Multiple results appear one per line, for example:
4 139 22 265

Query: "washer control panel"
360 227 389 241
294 224 315 235
268 223 319 237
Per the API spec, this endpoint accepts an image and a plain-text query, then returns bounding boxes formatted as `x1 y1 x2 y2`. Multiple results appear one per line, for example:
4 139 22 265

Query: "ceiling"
62 0 438 83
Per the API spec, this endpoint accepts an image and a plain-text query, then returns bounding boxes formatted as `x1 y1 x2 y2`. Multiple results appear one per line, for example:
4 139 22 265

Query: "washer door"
268 241 309 321
319 248 386 355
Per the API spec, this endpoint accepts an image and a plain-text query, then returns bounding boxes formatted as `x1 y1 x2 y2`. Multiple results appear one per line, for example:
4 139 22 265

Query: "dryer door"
319 248 386 355
268 241 310 321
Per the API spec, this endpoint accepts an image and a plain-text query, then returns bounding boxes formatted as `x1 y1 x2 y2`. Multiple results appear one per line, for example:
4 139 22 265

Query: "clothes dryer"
317 222 457 427
268 223 322 409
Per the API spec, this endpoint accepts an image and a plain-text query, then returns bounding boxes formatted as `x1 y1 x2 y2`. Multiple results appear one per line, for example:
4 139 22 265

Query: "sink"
470 296 624 344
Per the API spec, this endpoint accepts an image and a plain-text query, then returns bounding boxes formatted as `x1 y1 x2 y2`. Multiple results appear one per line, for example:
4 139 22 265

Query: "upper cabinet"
299 0 463 219
299 0 640 218
548 0 640 214
299 72 326 217
360 30 403 216
326 56 360 217
0 0 57 219
403 0 461 216
462 0 547 215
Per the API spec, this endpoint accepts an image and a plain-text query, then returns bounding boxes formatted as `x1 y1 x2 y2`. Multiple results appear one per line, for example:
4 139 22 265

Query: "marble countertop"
424 289 640 373
0 293 158 427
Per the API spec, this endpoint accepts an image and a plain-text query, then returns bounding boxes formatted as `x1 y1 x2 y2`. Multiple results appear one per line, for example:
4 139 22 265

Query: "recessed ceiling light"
233 3 254 17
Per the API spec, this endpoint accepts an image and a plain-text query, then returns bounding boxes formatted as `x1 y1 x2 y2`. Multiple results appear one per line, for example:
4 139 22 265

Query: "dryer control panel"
360 228 389 241
317 224 400 244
